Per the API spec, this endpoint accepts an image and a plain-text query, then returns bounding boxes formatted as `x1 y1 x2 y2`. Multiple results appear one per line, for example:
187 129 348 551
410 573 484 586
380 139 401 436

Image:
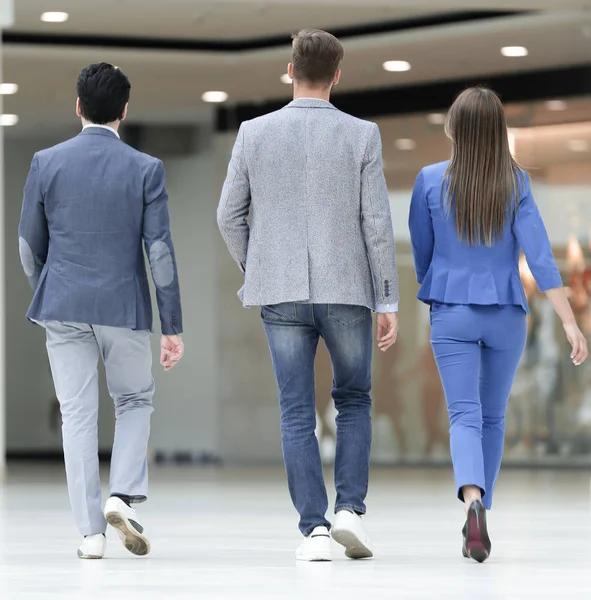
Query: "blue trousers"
262 303 373 536
430 303 527 509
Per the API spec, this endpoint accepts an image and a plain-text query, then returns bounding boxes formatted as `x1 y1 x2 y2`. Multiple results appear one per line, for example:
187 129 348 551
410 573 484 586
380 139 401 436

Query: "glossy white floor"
0 465 590 599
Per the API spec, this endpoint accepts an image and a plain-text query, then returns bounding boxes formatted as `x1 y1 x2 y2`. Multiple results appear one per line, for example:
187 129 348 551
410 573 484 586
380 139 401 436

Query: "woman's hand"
544 287 589 366
563 321 588 366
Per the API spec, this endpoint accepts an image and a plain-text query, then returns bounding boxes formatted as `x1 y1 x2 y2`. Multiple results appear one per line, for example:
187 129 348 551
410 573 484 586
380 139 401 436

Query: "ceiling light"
395 138 416 151
280 74 293 85
41 12 69 23
0 83 18 95
567 140 589 152
383 61 411 72
202 91 228 103
501 46 528 57
427 113 445 125
545 100 567 111
0 114 19 126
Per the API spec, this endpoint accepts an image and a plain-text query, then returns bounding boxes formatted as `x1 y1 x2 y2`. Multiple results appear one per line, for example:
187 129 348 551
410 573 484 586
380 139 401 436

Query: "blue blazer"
408 161 562 314
18 127 183 334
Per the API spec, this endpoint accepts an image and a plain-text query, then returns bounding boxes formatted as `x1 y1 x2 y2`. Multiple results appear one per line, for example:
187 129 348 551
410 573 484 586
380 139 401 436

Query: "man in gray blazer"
18 63 184 560
218 29 399 562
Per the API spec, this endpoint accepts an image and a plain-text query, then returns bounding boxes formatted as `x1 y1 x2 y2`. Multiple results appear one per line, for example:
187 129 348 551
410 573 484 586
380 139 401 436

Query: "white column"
0 0 14 482
0 45 4 482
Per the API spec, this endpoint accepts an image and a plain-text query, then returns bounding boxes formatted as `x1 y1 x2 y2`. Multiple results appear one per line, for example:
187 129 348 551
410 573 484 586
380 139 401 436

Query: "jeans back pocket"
261 303 298 323
327 304 369 327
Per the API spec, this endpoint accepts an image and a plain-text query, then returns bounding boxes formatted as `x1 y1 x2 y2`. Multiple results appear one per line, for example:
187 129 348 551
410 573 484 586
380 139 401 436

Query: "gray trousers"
45 322 155 536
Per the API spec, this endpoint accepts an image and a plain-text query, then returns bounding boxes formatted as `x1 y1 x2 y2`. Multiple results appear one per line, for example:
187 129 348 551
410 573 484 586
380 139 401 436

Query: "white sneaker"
295 526 332 562
331 510 373 559
78 534 106 559
104 497 151 556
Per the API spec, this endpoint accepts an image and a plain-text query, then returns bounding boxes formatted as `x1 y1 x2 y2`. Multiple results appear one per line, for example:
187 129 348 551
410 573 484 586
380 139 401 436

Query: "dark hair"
77 63 131 124
444 87 522 247
291 29 344 86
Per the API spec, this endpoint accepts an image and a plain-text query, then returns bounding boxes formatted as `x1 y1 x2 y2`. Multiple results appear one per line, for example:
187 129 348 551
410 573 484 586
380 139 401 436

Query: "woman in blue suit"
409 87 588 563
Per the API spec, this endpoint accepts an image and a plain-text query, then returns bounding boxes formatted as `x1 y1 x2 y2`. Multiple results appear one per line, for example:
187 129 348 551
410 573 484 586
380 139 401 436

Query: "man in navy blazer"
18 63 184 559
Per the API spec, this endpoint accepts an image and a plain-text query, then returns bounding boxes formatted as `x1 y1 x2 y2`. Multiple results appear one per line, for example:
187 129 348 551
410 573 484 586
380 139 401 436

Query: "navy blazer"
18 127 182 334
409 161 562 314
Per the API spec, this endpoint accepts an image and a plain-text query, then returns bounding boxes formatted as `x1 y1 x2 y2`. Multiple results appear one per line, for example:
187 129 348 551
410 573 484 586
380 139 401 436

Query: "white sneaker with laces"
295 526 332 562
104 497 151 556
78 534 106 559
331 510 373 559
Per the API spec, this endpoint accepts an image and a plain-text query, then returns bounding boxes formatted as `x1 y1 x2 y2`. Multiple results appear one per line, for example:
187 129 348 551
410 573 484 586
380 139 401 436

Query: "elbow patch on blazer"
19 237 35 277
149 241 175 288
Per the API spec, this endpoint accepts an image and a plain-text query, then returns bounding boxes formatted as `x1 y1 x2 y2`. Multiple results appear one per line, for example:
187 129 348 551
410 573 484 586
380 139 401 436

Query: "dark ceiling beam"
3 10 527 52
216 64 591 131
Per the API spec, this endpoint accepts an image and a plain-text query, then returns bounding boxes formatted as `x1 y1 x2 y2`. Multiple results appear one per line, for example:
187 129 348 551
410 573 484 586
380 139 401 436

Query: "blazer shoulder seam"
362 122 378 165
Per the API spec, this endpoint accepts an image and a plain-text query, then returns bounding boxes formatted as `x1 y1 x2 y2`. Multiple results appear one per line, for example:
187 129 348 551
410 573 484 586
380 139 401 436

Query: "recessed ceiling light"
41 11 69 23
0 114 19 126
545 100 567 111
501 46 528 57
427 113 446 125
0 83 18 95
280 74 293 85
567 140 589 152
202 91 228 103
395 138 416 151
383 60 411 72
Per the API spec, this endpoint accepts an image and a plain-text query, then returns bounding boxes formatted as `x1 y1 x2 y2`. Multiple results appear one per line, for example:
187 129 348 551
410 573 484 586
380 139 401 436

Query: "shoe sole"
465 503 491 563
331 528 373 559
77 551 103 560
296 553 332 562
105 511 151 557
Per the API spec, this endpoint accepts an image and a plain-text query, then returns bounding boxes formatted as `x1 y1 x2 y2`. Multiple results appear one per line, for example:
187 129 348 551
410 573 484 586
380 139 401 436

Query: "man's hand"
377 313 398 352
160 335 184 371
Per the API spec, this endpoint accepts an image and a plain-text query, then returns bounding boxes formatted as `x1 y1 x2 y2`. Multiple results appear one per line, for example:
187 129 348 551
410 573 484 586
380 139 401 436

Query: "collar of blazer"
286 98 337 110
79 125 120 140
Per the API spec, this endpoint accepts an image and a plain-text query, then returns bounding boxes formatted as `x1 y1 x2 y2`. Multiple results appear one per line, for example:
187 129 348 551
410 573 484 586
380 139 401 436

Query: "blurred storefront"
4 4 591 466
359 98 591 465
219 95 591 466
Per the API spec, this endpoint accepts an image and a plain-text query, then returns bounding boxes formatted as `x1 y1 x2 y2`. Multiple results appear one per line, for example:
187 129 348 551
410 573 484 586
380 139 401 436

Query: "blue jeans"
430 303 527 509
262 303 373 536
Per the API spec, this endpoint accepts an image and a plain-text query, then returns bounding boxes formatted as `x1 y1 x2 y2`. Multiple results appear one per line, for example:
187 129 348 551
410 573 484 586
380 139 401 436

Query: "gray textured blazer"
18 127 182 334
217 98 399 312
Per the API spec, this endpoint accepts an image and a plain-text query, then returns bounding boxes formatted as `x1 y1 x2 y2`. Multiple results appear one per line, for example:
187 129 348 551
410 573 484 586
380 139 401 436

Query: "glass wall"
313 97 591 465
11 96 589 466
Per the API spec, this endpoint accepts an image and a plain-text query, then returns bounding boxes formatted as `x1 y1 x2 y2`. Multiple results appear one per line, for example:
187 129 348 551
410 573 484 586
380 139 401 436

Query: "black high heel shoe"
463 500 491 563
461 522 468 558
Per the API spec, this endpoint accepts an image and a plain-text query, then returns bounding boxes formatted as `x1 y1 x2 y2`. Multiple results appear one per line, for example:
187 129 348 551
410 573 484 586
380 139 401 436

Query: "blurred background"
1 0 591 474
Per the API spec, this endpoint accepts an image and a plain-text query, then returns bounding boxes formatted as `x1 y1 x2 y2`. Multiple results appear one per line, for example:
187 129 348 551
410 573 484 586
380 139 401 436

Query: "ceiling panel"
9 0 591 44
11 1 438 40
3 9 591 135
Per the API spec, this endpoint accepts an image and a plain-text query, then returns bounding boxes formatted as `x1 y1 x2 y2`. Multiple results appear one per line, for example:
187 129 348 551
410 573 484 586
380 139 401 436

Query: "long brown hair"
444 87 522 246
